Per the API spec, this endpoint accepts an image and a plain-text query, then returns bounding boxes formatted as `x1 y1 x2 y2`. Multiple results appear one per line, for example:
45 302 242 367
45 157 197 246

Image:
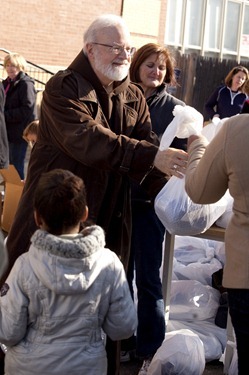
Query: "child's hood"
28 225 107 294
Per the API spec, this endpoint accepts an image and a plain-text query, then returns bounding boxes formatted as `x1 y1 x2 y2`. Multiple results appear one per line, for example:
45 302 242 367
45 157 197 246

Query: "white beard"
93 50 130 81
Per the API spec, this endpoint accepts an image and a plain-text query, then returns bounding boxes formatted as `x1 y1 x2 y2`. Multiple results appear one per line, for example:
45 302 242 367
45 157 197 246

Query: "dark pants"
106 338 120 375
227 288 249 375
9 141 27 180
0 351 4 375
127 201 166 359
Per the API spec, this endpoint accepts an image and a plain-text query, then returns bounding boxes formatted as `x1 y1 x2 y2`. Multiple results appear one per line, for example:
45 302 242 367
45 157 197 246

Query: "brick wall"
0 0 167 73
0 0 123 70
123 0 167 47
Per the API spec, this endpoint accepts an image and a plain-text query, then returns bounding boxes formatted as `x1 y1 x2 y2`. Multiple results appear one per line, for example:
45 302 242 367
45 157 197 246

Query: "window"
224 1 240 53
165 0 184 46
241 4 249 55
204 0 222 51
165 0 249 61
185 0 204 47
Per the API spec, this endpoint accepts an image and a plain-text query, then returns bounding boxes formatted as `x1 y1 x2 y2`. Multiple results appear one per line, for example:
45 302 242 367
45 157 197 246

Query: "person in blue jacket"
204 65 248 122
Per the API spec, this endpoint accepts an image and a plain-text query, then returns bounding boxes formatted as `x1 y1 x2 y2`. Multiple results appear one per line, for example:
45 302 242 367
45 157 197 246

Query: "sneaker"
120 350 131 363
138 359 152 375
120 349 136 363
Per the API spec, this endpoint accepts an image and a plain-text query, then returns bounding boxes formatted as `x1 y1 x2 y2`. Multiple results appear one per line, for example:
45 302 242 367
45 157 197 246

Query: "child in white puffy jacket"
0 169 137 375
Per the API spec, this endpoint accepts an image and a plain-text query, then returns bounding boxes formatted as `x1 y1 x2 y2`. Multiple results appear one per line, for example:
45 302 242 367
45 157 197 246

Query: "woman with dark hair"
130 43 186 148
124 43 187 375
204 65 248 122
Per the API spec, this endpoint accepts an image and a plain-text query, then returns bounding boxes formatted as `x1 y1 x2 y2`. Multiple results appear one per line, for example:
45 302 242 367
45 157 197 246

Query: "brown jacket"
5 51 167 280
185 114 249 289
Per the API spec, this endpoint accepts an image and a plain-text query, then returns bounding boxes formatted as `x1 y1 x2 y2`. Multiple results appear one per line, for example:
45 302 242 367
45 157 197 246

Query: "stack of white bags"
148 235 228 375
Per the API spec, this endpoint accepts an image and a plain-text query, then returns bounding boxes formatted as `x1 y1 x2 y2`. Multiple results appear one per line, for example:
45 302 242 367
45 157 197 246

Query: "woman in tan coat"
185 114 249 375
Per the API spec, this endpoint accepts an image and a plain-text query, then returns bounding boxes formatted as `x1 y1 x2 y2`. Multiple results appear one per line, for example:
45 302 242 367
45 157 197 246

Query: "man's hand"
154 148 188 179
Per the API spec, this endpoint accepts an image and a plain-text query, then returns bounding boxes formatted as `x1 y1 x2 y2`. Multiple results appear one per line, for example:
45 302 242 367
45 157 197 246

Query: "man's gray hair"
83 14 130 49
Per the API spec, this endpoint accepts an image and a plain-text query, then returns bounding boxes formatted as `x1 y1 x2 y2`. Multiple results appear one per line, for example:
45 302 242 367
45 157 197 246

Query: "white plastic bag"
215 190 233 229
169 280 220 321
227 344 238 375
174 257 223 286
201 117 228 142
148 329 205 375
168 320 226 362
154 105 227 235
155 177 227 235
159 105 204 150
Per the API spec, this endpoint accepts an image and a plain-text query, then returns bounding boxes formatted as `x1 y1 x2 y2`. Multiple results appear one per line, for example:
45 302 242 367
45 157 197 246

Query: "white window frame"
164 0 249 62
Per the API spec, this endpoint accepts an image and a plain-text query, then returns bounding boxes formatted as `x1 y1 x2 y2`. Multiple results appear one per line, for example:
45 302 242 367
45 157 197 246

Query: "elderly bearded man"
2 14 187 375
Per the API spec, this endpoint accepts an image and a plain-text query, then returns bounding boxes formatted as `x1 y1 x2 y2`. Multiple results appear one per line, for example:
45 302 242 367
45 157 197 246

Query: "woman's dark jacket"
2 71 37 143
131 83 186 202
147 83 186 148
0 83 9 168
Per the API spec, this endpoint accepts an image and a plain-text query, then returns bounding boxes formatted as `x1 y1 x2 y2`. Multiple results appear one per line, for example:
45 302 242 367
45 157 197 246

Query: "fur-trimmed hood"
0 224 137 375
28 225 108 294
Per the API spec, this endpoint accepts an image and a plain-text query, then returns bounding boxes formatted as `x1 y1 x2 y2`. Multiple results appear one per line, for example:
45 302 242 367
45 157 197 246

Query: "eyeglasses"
92 43 136 56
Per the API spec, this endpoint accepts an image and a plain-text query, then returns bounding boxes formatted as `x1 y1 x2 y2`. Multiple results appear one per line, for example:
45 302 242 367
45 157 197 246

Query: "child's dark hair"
34 169 87 234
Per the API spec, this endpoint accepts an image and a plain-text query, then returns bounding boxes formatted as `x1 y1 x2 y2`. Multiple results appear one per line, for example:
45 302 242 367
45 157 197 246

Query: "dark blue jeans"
127 200 166 359
9 141 27 180
227 288 249 375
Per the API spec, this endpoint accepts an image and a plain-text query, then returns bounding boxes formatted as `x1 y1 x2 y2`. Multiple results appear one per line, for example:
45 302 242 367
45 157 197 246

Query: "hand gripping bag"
154 105 227 235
